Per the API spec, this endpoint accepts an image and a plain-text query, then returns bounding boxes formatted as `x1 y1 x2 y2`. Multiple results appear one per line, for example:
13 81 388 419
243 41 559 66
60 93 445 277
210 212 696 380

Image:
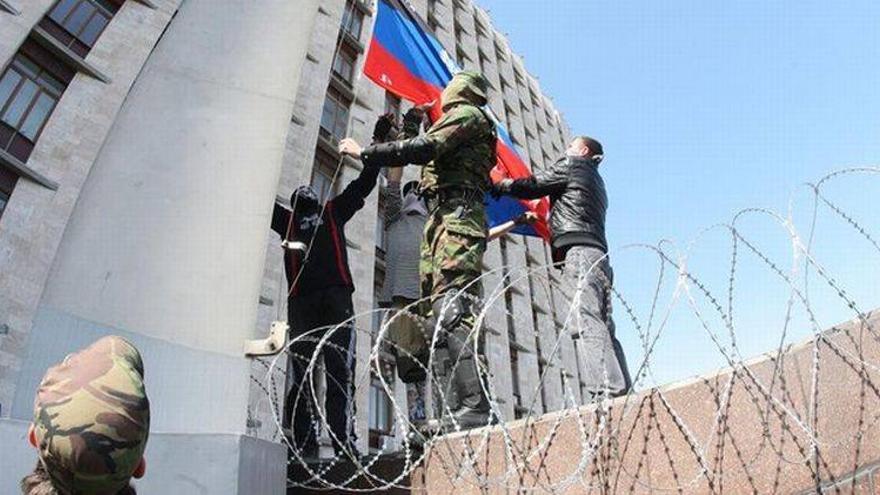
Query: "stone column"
3 0 318 492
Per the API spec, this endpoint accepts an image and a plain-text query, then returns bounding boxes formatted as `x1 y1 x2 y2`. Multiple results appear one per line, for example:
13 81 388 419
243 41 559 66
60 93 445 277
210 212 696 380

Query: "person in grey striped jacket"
380 165 430 422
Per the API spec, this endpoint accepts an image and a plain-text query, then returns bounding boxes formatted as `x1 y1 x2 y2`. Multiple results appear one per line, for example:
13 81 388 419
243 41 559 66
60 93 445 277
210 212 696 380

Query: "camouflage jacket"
419 102 497 195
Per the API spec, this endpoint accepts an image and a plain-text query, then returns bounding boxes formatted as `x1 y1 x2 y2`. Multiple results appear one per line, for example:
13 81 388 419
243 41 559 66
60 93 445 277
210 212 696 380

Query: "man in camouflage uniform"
340 70 497 430
22 336 150 495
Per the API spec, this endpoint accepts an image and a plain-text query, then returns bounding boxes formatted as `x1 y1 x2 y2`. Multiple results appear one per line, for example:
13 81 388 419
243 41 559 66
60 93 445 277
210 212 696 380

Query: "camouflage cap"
441 70 489 110
33 336 150 495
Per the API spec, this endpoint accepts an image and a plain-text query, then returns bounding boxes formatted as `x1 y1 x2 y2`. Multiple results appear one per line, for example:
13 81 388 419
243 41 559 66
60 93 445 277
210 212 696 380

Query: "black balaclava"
290 185 319 218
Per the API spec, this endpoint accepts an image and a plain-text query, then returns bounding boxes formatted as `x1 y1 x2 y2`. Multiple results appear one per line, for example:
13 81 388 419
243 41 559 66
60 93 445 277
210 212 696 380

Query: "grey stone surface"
1 0 317 492
0 419 33 494
0 0 184 416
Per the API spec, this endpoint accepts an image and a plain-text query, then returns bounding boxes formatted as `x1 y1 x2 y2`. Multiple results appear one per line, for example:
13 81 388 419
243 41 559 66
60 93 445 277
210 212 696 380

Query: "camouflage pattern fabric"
32 335 150 495
420 197 487 304
418 71 495 320
419 71 497 195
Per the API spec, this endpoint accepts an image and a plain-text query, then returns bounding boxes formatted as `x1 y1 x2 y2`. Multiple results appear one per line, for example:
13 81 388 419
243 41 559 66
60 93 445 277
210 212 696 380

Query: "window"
427 14 440 34
0 41 75 162
0 166 16 219
319 87 350 144
311 150 339 203
456 47 470 67
478 52 490 73
368 369 394 450
40 0 122 58
383 92 400 119
474 19 489 39
341 1 364 40
494 44 507 62
331 44 357 85
371 279 385 341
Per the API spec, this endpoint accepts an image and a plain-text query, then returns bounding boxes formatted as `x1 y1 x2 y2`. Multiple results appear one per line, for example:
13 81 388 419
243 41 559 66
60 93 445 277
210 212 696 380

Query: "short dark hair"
21 462 138 495
574 136 604 156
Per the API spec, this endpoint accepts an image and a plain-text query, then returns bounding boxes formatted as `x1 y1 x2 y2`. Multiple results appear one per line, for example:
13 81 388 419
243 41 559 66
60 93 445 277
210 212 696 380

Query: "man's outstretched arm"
339 105 481 169
494 157 569 200
487 211 538 241
331 163 382 224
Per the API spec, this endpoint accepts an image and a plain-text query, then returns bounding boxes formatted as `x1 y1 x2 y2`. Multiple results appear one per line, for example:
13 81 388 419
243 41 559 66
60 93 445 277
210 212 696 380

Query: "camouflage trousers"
420 197 487 308
420 197 490 415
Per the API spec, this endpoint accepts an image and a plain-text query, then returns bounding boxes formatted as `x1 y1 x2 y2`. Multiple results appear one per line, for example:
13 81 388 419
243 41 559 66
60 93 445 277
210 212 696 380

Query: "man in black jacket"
272 118 389 458
493 136 631 400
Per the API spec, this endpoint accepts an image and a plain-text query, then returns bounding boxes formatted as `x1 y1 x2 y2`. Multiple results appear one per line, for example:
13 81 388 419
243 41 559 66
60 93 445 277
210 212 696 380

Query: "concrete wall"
1 0 319 492
0 0 185 418
417 311 880 494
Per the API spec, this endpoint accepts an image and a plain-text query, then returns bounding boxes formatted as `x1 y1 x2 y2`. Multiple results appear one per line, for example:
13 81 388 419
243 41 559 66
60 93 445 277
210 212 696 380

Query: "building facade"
0 0 587 465
247 0 587 453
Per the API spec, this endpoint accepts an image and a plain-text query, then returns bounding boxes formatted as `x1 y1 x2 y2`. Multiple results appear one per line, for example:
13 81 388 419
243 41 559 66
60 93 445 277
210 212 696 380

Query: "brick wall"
416 311 880 494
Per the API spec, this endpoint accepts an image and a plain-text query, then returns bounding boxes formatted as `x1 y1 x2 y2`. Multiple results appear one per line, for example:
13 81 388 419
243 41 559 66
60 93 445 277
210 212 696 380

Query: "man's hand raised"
489 178 514 199
338 138 363 159
372 113 399 143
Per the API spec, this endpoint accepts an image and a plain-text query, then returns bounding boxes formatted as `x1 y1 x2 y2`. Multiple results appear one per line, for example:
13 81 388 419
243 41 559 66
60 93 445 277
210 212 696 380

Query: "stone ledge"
31 27 112 84
0 0 20 15
0 149 58 191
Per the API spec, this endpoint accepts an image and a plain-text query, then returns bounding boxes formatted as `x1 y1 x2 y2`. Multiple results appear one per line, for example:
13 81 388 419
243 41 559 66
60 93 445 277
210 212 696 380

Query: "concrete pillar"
2 0 318 492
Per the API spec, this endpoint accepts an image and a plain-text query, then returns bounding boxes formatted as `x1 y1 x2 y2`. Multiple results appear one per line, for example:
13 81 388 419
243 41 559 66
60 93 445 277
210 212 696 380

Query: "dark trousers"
283 286 356 453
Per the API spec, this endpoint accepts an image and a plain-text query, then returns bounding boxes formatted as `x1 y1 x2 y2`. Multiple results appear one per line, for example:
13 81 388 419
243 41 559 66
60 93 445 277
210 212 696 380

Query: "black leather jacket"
506 155 608 255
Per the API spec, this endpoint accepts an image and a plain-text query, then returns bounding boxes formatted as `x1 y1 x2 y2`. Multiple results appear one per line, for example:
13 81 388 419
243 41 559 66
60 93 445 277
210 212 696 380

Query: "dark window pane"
2 80 38 128
0 165 16 218
334 106 349 141
19 93 56 140
49 0 80 24
7 133 35 162
0 71 23 110
320 98 336 135
350 15 363 39
79 14 109 46
94 0 119 14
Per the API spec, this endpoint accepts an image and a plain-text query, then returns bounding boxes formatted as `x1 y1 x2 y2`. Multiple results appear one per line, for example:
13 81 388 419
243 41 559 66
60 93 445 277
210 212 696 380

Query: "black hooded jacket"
506 155 608 257
272 165 380 297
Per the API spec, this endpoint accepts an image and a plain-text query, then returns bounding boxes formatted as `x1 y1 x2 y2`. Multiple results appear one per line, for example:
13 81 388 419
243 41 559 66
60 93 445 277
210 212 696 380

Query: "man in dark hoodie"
492 136 631 400
339 71 497 432
272 117 390 457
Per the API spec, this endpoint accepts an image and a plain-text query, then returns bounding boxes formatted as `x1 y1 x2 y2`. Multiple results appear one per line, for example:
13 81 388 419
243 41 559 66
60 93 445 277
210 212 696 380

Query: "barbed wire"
250 167 880 493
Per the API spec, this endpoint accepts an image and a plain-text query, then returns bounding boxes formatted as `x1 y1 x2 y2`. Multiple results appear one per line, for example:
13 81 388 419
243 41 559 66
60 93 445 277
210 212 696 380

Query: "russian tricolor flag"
363 0 551 240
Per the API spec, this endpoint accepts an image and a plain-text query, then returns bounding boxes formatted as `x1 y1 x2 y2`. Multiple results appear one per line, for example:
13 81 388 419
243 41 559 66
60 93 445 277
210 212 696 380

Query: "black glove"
402 107 426 137
489 178 513 199
372 113 399 143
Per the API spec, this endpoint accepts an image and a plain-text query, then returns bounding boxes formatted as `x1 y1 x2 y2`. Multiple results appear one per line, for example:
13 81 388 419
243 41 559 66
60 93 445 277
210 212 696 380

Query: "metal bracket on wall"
0 0 20 15
244 320 288 357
